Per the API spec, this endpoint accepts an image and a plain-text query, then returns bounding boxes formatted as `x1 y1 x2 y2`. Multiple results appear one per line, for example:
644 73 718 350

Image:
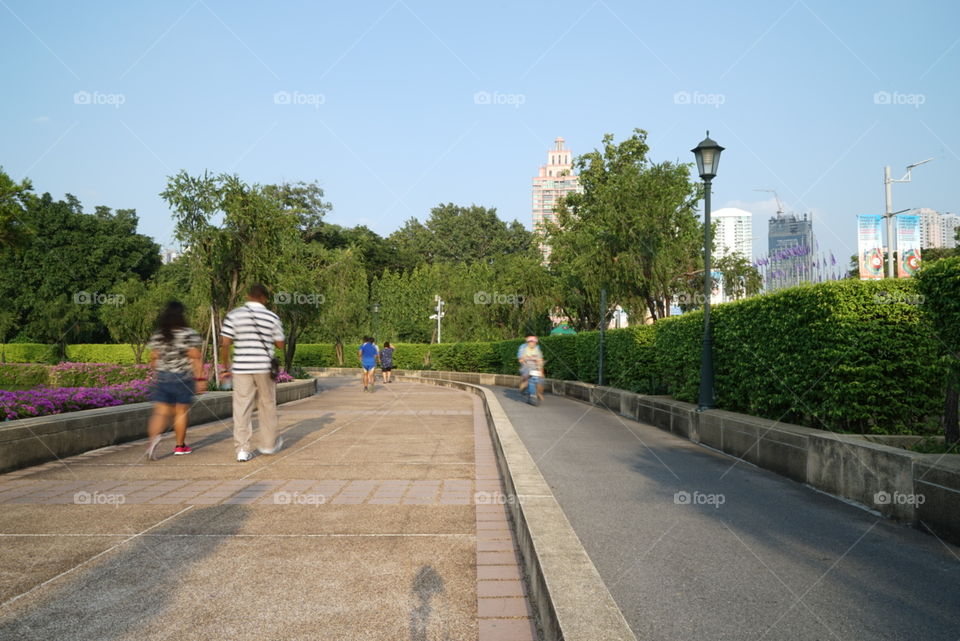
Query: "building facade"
712 207 753 261
767 212 815 291
532 137 580 232
917 208 942 249
916 208 960 249
939 213 959 249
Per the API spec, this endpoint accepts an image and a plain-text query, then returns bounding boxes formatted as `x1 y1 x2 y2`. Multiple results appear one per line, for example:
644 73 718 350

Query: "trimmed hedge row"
3 280 945 434
655 280 943 434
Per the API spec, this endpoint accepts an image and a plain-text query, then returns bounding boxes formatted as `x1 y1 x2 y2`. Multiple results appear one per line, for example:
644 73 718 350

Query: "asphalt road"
491 385 960 641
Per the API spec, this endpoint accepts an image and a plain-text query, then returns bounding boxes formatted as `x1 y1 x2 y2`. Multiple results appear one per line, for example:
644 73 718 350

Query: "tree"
263 181 332 241
389 203 536 266
715 254 763 301
546 129 703 325
303 247 369 364
0 169 33 250
0 176 161 344
99 278 174 363
160 171 303 335
274 244 330 370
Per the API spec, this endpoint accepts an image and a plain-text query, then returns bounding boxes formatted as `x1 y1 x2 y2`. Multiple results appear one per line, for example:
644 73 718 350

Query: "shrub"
48 363 151 387
0 364 51 389
663 280 943 434
0 344 58 364
66 344 141 364
431 342 500 373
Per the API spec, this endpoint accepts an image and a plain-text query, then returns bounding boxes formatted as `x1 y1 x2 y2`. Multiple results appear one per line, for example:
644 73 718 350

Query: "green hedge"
657 280 943 434
1 344 59 364
66 344 141 364
5 280 946 434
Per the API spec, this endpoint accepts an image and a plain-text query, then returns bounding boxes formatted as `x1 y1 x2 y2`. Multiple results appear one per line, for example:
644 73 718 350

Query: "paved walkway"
0 378 537 641
492 385 960 641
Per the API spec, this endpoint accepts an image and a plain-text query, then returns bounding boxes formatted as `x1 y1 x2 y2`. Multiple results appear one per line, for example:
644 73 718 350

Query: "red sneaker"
173 444 193 455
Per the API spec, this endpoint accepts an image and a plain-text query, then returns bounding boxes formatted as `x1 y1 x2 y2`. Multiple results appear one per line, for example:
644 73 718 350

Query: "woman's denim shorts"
150 371 195 405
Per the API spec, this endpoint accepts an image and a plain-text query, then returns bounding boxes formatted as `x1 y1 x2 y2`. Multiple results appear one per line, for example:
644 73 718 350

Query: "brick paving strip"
0 378 540 640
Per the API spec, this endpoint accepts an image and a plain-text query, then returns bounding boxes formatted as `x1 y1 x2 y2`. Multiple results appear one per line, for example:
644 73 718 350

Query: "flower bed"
1 364 296 420
0 380 151 420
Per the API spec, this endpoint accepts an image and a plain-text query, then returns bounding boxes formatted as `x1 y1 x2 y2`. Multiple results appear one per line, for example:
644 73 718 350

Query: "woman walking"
380 342 395 383
145 301 206 459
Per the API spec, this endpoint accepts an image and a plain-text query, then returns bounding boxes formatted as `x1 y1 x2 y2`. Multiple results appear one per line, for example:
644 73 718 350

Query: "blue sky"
2 0 958 267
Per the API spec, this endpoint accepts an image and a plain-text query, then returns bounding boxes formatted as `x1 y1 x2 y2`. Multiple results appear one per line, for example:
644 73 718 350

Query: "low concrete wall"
0 379 317 473
309 368 960 545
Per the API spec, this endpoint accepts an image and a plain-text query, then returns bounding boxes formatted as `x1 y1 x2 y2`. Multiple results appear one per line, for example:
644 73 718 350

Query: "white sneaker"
258 436 284 455
236 449 252 462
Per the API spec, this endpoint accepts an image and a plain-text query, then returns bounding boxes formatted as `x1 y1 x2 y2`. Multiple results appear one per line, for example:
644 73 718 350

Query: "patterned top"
380 347 394 369
221 302 284 374
147 328 202 374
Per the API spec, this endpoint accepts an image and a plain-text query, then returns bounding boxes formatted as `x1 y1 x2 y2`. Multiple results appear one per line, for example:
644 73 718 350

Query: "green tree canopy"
545 129 704 327
0 172 161 345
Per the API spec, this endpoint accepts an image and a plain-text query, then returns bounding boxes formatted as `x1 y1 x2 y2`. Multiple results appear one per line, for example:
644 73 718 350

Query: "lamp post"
883 158 932 278
691 132 724 410
370 302 380 340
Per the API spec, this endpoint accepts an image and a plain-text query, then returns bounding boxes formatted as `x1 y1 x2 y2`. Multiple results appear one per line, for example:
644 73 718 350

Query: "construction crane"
754 189 784 216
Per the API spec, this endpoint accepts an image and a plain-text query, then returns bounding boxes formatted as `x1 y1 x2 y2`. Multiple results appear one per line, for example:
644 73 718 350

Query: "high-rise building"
917 208 942 248
767 212 815 290
532 137 580 232
161 248 182 264
939 213 959 249
712 207 752 261
916 208 959 249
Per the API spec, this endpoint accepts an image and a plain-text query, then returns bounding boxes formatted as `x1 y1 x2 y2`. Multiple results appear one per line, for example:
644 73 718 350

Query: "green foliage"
0 174 161 345
0 363 50 388
289 343 338 367
689 280 940 433
915 257 960 371
0 343 59 363
604 325 660 393
388 203 535 266
48 362 149 387
65 344 140 364
537 335 577 380
431 342 501 373
545 129 703 327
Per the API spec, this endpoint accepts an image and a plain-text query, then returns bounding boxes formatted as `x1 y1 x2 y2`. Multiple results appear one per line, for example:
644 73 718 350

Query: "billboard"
857 214 884 280
896 214 922 278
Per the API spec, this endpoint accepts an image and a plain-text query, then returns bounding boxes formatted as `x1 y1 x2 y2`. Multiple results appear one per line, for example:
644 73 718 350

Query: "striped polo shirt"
220 302 284 374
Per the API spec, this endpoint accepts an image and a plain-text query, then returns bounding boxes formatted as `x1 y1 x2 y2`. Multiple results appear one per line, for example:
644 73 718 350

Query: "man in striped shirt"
220 283 285 462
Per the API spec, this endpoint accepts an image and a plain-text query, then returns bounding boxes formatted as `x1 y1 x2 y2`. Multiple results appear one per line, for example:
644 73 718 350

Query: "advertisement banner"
857 214 884 280
896 214 922 278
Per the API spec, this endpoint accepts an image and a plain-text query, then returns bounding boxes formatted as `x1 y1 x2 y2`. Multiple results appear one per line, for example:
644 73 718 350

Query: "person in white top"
220 284 285 462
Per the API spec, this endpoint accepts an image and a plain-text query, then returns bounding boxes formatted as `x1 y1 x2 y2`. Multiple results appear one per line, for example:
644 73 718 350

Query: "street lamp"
691 131 724 410
883 158 932 278
370 302 380 339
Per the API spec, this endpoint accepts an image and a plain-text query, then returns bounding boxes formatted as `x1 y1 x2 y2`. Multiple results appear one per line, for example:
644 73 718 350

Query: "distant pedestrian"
358 336 379 392
380 342 395 383
145 301 206 459
220 284 285 463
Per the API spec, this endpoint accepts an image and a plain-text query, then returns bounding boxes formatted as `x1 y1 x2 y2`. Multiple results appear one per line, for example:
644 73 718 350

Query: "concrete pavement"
492 385 960 641
0 378 537 641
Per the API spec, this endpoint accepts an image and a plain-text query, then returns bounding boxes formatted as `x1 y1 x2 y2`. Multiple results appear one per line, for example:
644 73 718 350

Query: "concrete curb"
0 379 318 473
311 367 637 641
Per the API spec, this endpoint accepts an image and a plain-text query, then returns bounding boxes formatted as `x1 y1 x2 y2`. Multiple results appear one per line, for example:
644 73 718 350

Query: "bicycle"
527 369 542 406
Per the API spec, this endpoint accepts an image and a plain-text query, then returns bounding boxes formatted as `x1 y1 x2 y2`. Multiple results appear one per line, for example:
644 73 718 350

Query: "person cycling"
517 335 545 401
